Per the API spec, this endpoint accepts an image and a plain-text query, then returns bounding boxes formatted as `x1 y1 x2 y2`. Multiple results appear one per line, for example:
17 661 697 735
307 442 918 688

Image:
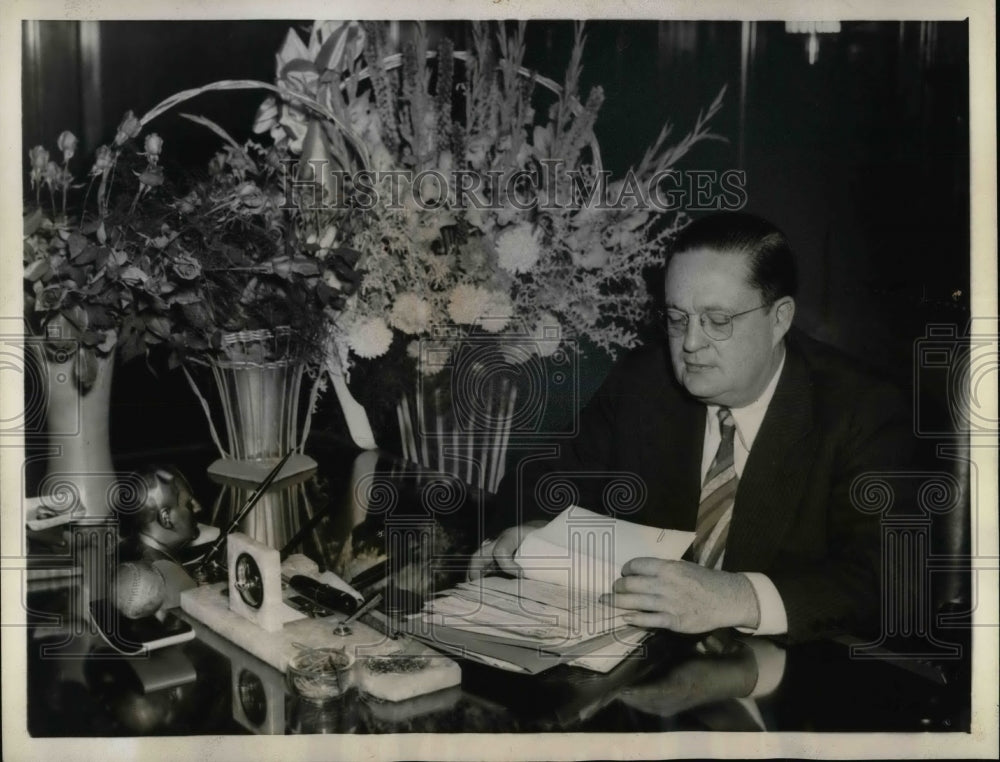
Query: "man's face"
664 247 792 408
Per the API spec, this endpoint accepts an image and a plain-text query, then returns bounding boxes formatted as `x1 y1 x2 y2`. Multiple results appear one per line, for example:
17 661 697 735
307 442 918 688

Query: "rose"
91 145 114 176
114 110 142 146
236 182 265 209
34 284 65 312
172 255 201 280
143 133 164 159
57 131 78 162
176 191 201 215
29 145 50 172
28 146 49 186
43 161 61 190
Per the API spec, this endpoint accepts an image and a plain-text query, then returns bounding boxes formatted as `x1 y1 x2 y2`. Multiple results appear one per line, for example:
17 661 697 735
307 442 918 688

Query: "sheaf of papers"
420 576 632 644
513 506 695 598
409 507 692 672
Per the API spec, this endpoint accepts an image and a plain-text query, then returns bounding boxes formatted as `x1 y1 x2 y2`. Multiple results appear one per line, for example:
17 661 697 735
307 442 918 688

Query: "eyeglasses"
657 304 770 341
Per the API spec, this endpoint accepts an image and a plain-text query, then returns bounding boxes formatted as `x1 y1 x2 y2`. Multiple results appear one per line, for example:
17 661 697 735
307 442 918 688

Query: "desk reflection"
616 638 780 731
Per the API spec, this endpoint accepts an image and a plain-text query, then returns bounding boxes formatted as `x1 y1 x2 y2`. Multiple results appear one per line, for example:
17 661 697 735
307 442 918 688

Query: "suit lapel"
724 342 816 571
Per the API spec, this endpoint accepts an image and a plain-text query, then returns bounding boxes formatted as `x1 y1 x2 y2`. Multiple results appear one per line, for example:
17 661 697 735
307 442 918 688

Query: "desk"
23 437 971 735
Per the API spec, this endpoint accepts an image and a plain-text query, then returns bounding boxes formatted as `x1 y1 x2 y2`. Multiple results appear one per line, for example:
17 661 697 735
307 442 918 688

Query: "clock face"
237 669 267 727
234 552 264 609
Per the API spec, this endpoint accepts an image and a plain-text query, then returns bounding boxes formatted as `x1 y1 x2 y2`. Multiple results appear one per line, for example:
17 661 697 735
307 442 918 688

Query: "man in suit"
472 212 914 644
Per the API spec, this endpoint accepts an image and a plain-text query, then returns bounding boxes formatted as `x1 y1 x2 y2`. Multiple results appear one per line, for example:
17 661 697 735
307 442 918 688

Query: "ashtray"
286 645 355 704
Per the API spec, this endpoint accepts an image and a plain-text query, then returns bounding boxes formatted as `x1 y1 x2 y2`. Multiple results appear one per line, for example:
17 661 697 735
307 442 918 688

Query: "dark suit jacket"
495 329 915 643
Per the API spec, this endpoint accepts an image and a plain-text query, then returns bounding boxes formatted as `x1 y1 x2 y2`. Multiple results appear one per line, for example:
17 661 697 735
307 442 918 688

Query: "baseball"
114 561 166 619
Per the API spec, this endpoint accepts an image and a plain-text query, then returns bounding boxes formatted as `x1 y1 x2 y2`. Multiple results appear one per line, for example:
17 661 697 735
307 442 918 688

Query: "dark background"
21 19 970 462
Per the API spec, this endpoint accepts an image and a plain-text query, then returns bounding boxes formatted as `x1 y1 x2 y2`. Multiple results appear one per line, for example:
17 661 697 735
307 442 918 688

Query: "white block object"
226 532 305 632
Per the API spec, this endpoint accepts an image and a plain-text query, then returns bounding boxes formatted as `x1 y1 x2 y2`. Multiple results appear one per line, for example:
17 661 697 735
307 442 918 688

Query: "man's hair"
670 212 798 304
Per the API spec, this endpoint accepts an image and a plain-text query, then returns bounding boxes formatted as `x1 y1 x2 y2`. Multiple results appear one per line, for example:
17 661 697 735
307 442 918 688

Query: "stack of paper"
402 507 694 673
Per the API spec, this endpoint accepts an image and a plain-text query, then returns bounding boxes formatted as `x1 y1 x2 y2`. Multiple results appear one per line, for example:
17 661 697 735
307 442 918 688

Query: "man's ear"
158 506 175 529
772 296 795 343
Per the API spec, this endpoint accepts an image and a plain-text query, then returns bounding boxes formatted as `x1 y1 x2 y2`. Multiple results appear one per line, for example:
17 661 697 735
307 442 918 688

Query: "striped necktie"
690 407 738 569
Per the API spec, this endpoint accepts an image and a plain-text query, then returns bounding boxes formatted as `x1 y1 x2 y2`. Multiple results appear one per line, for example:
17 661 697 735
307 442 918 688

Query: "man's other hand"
601 557 762 633
466 521 546 580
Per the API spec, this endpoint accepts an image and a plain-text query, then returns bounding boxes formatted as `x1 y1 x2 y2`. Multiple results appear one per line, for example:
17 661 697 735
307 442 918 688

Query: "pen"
332 592 384 636
197 450 294 573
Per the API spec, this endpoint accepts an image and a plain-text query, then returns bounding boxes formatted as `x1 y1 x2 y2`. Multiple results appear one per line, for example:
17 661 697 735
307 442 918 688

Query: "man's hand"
601 557 761 633
466 521 547 580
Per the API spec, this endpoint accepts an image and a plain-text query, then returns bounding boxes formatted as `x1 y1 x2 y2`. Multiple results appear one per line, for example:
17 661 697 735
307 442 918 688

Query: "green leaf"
73 245 99 265
144 315 171 339
75 348 98 389
314 24 353 71
168 289 201 306
180 302 211 330
86 304 113 329
119 330 142 363
23 208 43 237
80 329 102 346
67 233 88 258
278 58 318 80
24 258 50 282
119 266 149 285
63 304 89 331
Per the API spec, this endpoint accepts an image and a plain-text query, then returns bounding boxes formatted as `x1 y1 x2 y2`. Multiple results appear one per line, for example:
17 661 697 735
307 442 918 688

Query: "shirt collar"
708 347 786 452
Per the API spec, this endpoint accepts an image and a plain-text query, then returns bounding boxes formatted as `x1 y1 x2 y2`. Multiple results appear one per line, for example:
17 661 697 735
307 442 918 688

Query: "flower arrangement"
23 113 191 388
254 20 726 383
163 129 363 369
23 104 364 383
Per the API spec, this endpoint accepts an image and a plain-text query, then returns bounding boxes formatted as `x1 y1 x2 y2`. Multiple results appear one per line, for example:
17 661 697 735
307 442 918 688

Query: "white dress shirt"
699 350 789 636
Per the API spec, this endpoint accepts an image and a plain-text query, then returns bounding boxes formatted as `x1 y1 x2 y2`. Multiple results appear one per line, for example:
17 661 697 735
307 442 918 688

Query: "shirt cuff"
736 572 788 636
740 637 788 698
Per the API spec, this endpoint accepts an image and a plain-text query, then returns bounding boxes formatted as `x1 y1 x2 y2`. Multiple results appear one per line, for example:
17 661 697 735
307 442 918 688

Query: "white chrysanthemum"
448 285 514 332
409 339 451 376
389 293 432 335
570 240 610 270
447 284 485 325
495 222 541 274
478 290 514 333
346 317 392 359
531 312 562 357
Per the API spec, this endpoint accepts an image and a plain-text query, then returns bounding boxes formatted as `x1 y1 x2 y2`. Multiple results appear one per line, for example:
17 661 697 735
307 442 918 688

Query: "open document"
403 507 694 673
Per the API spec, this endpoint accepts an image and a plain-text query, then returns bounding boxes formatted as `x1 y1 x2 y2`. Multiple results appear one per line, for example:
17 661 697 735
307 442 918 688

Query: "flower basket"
397 377 518 494
396 328 572 494
183 328 321 485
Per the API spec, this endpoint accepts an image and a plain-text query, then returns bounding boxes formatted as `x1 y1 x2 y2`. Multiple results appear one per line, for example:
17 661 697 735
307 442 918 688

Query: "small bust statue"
131 466 202 556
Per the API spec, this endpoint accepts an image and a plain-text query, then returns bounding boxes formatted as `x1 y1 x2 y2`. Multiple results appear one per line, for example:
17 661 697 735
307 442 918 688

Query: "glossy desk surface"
24 437 971 736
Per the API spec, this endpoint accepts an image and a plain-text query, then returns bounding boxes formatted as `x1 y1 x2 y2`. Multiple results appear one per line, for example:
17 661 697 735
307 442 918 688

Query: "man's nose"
682 315 707 351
